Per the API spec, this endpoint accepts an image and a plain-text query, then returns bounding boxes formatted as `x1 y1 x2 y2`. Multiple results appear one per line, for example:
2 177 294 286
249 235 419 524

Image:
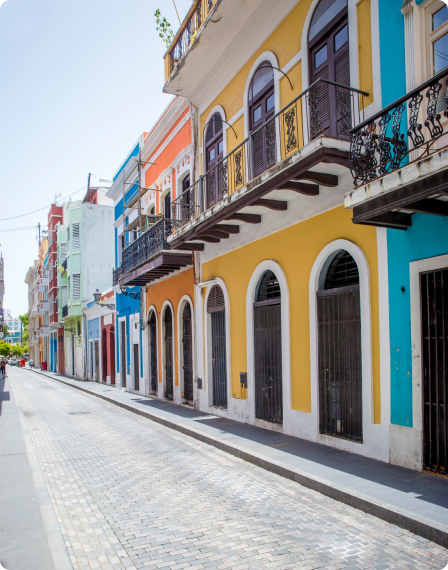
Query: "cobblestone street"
7 367 448 570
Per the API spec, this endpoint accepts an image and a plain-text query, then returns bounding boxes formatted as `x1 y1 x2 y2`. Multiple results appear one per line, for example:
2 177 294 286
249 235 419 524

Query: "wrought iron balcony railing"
62 305 68 319
168 0 217 75
121 218 172 276
113 266 122 287
350 67 448 188
172 78 367 229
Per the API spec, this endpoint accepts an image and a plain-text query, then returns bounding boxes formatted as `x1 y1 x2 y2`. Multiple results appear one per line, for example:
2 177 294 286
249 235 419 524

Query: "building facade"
3 310 21 345
47 203 64 372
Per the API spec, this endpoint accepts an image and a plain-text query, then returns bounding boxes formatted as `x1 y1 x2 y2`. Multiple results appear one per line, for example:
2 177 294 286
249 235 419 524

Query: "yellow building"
164 0 389 461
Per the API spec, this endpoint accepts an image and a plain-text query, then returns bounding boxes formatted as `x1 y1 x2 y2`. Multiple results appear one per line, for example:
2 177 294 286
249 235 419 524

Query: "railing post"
248 131 255 180
199 175 204 213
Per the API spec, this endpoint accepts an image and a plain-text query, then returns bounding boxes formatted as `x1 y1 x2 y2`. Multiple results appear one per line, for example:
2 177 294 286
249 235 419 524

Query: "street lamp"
93 290 116 311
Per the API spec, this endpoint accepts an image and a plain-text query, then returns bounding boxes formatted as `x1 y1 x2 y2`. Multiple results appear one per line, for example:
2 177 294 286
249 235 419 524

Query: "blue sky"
0 0 192 317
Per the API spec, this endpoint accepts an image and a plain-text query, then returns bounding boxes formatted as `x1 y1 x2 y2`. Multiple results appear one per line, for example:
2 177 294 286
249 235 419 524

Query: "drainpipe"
83 310 88 380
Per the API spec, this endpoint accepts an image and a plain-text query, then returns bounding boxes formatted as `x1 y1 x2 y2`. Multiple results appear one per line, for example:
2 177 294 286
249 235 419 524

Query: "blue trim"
113 143 139 181
114 199 123 222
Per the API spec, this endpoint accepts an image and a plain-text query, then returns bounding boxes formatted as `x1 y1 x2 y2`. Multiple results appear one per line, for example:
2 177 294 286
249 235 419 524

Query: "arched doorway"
163 306 174 400
308 0 350 139
249 62 276 176
208 285 227 407
182 302 193 402
110 327 115 385
148 312 158 394
254 271 282 424
102 328 107 382
317 250 362 442
205 113 224 208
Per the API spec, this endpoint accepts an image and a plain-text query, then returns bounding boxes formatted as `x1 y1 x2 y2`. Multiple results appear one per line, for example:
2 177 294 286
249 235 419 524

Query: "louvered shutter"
62 286 67 306
67 276 71 300
207 285 225 313
72 274 80 300
67 226 70 251
60 243 67 263
72 223 80 249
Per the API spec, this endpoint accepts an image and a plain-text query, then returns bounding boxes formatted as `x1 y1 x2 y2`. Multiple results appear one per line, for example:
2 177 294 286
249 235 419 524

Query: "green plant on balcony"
155 9 174 49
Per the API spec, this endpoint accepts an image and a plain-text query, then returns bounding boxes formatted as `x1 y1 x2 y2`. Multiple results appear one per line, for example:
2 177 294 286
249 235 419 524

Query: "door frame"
204 279 232 409
118 316 127 389
410 253 448 470
160 300 175 400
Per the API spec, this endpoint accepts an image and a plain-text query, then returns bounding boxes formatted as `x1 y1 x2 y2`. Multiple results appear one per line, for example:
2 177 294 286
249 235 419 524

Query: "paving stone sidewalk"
9 367 448 570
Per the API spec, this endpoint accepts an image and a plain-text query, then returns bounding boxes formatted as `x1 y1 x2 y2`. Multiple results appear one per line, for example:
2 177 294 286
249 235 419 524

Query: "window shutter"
61 286 67 307
60 243 67 263
72 223 80 249
67 276 71 300
73 274 80 300
67 226 70 250
207 285 225 313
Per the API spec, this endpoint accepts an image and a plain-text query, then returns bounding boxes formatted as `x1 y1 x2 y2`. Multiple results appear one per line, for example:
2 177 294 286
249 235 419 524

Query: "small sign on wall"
104 314 113 326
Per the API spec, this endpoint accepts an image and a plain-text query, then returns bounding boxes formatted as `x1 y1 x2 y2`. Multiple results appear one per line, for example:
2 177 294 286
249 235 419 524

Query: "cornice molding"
402 0 414 14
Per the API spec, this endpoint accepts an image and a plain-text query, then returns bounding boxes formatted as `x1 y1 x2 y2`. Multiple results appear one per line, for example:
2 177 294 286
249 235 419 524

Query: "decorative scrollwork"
336 86 352 136
425 82 443 138
266 119 277 167
283 107 297 154
208 0 213 11
363 121 378 181
391 104 407 170
234 148 243 187
196 0 203 27
207 168 216 208
308 85 322 140
377 113 392 176
407 93 424 147
217 160 228 201
349 129 366 187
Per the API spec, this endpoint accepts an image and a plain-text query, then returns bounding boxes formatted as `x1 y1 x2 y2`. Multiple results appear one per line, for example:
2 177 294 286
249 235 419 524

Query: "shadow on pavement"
0 377 10 415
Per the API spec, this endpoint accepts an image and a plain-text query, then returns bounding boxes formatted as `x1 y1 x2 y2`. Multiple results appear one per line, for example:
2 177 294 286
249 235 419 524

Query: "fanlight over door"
317 250 362 442
254 271 283 424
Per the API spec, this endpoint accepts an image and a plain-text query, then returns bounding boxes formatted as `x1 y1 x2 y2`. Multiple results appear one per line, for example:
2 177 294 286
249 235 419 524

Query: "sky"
0 0 193 317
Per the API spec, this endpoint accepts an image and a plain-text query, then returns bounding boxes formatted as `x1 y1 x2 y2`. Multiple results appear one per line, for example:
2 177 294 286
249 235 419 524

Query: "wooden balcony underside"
120 251 193 287
169 145 348 249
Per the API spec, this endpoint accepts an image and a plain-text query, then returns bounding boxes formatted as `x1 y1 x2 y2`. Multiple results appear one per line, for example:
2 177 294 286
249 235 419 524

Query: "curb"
32 369 448 548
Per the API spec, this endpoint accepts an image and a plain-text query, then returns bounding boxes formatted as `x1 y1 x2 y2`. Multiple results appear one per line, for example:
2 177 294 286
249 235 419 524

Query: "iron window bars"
172 77 367 230
350 66 448 188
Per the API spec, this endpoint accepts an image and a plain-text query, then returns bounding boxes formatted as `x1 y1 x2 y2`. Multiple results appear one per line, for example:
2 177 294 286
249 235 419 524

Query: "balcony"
62 305 68 319
345 67 448 229
113 267 122 287
119 218 192 287
170 79 367 248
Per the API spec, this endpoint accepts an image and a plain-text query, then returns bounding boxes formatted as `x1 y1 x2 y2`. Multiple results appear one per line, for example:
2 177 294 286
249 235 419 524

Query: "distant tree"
0 343 11 357
2 324 9 338
19 314 29 343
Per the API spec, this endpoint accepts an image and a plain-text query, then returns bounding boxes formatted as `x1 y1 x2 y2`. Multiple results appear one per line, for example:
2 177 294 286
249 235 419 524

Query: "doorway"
164 307 173 400
208 285 227 408
182 303 193 402
149 312 158 394
133 343 140 392
121 321 127 388
94 340 100 382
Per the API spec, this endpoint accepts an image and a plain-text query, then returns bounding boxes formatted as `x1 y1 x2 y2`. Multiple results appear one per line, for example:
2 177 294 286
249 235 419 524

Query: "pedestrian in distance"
0 359 5 379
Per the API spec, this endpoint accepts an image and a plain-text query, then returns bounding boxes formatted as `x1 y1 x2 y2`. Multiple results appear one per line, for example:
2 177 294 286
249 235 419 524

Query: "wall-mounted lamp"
119 284 141 301
93 289 116 311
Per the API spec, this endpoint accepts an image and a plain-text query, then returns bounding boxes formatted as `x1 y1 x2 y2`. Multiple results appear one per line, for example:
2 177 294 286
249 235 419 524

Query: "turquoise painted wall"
388 215 448 426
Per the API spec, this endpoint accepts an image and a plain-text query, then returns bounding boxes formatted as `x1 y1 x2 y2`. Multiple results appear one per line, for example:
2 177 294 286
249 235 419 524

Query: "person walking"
0 358 6 379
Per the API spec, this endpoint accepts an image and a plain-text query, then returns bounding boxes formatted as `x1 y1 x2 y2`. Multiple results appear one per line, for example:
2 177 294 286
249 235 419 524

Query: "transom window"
427 1 448 75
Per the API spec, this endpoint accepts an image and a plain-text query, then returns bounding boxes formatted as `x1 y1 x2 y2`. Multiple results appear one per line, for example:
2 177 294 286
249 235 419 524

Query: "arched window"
148 312 158 394
182 302 193 402
253 271 282 424
308 0 350 139
163 306 174 400
207 285 227 407
317 250 362 442
249 62 276 176
205 113 224 208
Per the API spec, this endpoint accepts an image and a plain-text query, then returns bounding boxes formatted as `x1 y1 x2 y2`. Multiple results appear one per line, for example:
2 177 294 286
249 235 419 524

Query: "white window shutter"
60 243 67 263
62 286 67 306
67 276 71 300
73 274 80 300
72 223 80 249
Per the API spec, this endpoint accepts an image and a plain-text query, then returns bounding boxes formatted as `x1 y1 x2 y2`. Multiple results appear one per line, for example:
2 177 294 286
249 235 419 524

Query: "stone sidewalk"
31 368 448 549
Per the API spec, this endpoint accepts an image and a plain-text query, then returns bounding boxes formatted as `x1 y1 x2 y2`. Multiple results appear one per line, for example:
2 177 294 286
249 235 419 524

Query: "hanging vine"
154 9 174 49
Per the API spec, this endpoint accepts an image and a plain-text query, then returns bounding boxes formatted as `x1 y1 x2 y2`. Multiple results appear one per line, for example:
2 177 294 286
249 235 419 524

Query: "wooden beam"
227 213 262 224
278 181 319 195
404 199 448 217
178 243 205 252
199 229 230 239
194 236 220 243
251 199 287 211
213 224 240 234
356 212 412 230
294 171 338 187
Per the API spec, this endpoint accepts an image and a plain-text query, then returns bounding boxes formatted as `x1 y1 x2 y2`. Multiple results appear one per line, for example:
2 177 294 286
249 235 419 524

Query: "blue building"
345 0 448 472
106 136 145 392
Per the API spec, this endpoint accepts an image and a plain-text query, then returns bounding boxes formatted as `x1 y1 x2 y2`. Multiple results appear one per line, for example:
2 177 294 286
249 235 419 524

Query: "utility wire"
0 185 87 222
0 225 37 232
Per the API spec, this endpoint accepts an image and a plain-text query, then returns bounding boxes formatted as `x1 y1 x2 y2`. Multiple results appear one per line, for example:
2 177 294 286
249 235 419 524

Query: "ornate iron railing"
121 218 172 276
169 0 217 74
113 267 122 287
350 67 448 187
171 78 367 230
62 305 68 319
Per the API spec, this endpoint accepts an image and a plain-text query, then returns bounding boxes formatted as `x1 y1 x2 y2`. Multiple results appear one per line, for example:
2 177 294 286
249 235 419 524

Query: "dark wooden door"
317 284 362 442
182 303 193 401
133 343 139 392
250 66 276 176
90 343 93 380
110 329 115 385
211 311 227 407
309 11 350 139
121 321 126 388
164 192 171 219
149 313 158 393
421 268 448 474
94 340 100 382
102 330 107 382
164 308 173 400
205 114 224 207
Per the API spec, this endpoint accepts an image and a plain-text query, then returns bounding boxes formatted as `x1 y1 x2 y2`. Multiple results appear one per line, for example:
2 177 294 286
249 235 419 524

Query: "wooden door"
133 344 139 392
121 321 126 388
94 340 100 382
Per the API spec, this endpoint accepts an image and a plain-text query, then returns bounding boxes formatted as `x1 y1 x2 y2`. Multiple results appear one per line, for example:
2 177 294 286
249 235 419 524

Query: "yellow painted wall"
202 206 381 424
199 0 374 160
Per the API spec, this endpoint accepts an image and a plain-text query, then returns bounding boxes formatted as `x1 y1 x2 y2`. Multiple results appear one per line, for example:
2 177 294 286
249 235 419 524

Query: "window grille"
325 250 359 290
255 271 281 303
72 223 80 249
72 274 80 300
